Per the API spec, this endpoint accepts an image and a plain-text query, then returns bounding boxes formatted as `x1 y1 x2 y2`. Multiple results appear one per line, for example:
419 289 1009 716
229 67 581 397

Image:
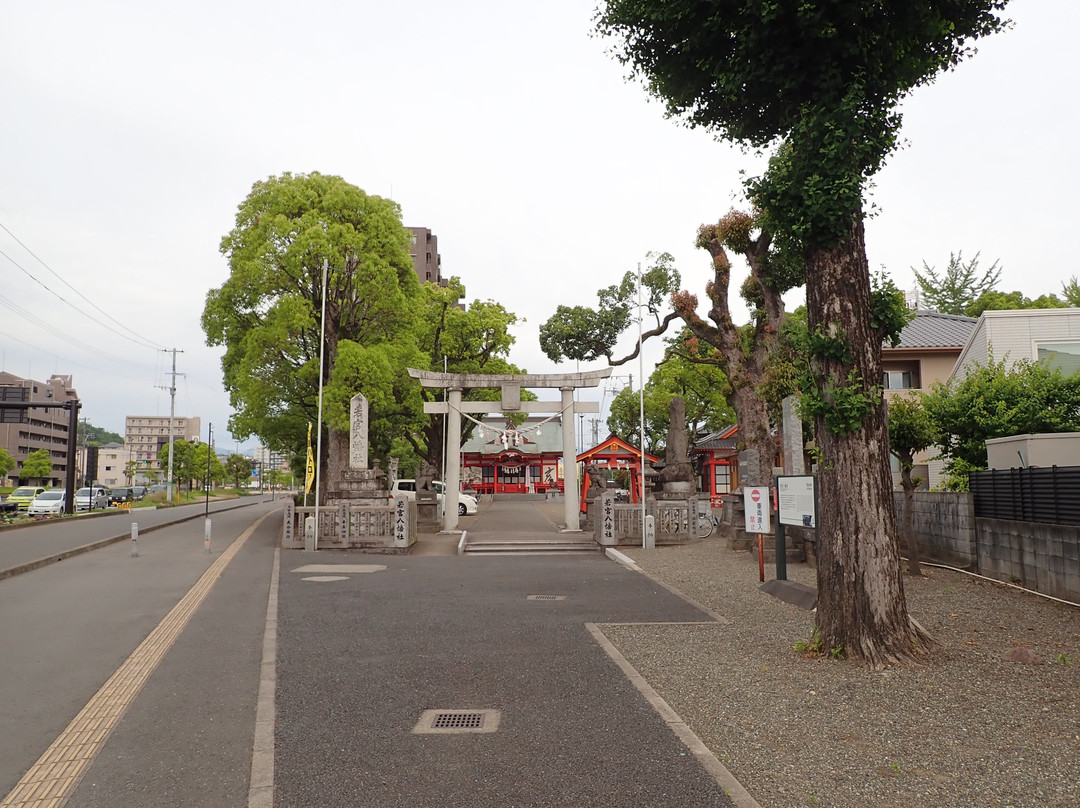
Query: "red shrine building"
459 416 567 495
690 425 740 507
575 435 658 513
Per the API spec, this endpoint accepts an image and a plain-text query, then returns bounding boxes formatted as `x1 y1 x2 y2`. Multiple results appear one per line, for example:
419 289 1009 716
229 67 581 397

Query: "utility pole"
157 349 184 503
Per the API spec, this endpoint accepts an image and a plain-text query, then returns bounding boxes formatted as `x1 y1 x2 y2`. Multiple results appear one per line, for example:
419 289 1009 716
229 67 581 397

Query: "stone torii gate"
407 368 612 532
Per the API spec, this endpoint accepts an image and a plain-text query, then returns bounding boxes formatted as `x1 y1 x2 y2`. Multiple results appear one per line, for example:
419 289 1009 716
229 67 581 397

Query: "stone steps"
464 538 599 554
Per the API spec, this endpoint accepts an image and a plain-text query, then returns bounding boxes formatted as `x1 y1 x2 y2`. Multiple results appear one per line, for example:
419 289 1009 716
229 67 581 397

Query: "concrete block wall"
893 491 977 568
976 517 1080 602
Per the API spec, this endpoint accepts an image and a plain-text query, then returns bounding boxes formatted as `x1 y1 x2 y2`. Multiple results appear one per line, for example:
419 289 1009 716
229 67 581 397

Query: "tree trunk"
805 219 920 668
731 385 774 487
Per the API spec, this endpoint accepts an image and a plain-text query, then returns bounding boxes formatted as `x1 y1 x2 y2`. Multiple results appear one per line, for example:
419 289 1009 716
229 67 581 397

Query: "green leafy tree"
886 394 939 575
0 447 15 481
158 440 195 491
204 172 426 490
123 460 138 485
191 444 226 490
913 252 1001 314
225 454 253 488
607 385 669 456
607 350 737 455
964 289 1067 318
20 449 52 483
595 0 1009 666
1062 276 1080 307
923 356 1080 483
407 279 526 471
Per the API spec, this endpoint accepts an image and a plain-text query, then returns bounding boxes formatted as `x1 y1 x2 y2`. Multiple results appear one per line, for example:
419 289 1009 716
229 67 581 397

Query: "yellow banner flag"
305 422 316 494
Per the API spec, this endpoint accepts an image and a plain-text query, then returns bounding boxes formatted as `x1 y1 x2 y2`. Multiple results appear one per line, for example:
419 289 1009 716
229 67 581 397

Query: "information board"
777 475 817 529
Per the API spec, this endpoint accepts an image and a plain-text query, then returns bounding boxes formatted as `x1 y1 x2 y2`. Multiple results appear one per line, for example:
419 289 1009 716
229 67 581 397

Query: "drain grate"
526 594 566 601
413 709 501 734
434 712 483 729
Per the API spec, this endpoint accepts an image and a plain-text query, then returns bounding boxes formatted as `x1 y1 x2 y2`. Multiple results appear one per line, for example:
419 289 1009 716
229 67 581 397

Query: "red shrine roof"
577 434 658 464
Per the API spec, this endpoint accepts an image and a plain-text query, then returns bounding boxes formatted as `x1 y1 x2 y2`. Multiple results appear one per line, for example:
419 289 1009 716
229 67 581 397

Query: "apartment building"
407 227 445 287
0 372 79 487
125 414 202 476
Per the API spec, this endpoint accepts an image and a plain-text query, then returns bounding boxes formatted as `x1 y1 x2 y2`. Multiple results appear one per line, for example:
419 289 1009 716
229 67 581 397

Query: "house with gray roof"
882 311 978 489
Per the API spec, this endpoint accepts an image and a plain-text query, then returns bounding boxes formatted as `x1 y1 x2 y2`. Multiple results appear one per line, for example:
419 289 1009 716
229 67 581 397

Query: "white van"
390 479 478 515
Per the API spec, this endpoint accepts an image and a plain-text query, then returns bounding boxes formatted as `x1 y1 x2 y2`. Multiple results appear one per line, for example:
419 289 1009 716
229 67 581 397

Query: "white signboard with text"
743 486 771 534
777 475 817 529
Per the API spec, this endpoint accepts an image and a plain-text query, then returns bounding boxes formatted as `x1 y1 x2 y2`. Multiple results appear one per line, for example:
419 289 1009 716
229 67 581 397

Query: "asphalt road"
1 500 745 808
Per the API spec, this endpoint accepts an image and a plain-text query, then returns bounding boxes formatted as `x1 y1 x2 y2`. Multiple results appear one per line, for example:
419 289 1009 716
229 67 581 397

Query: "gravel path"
600 539 1080 808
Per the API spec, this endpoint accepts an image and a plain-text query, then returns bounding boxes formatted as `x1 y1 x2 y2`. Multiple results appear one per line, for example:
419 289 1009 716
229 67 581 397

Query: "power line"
0 220 164 351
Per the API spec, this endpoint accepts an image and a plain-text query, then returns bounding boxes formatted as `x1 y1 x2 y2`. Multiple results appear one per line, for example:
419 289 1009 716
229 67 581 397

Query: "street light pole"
638 262 647 548
311 258 329 552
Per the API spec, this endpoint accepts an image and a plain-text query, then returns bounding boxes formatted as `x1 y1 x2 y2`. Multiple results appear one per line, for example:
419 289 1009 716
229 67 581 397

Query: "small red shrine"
576 435 658 513
691 425 739 507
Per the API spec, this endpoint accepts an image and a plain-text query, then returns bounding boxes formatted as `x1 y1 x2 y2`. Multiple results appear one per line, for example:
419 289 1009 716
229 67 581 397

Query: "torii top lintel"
406 368 612 389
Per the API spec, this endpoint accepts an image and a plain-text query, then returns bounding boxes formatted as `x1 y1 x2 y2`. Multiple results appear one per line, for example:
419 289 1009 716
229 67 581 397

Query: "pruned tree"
886 394 939 575
595 0 1009 666
913 252 1001 314
606 343 738 455
541 214 799 489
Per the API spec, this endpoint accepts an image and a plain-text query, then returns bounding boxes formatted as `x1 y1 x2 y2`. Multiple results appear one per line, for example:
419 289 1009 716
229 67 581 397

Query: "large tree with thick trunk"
596 0 1009 666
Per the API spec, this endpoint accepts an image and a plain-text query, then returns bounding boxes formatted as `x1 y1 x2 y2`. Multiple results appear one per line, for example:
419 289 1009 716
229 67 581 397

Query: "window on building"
1036 340 1080 375
714 464 732 495
883 370 913 390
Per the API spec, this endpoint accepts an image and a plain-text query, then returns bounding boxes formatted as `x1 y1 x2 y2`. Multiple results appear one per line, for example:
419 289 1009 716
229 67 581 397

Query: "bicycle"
695 510 716 539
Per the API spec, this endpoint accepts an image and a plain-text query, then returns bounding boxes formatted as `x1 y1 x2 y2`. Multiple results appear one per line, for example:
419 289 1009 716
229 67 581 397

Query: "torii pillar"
408 368 612 532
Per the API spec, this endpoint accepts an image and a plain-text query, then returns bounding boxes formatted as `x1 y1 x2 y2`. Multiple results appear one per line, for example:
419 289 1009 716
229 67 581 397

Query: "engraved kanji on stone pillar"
350 393 369 470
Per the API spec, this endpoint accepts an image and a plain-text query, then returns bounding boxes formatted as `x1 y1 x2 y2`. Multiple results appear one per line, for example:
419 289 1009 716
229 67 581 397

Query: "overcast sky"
1 1 1075 452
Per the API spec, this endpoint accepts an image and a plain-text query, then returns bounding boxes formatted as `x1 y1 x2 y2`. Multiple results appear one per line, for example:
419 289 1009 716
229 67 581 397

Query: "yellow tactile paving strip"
1 511 275 808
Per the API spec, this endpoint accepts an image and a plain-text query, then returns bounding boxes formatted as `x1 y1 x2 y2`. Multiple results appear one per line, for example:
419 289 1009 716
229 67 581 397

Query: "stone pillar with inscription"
326 392 385 505
782 395 805 475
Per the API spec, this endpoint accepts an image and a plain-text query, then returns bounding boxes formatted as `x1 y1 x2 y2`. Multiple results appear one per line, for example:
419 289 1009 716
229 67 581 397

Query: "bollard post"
204 517 212 553
643 515 656 550
130 522 139 557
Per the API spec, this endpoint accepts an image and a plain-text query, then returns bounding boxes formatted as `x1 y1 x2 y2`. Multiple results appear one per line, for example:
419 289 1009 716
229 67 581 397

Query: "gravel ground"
600 539 1080 808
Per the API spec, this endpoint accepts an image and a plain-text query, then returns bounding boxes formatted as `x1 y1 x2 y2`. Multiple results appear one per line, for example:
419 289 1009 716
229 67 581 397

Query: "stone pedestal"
416 492 438 528
325 468 388 507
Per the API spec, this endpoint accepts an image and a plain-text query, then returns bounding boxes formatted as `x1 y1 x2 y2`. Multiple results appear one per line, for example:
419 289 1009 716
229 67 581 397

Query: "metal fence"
970 465 1080 526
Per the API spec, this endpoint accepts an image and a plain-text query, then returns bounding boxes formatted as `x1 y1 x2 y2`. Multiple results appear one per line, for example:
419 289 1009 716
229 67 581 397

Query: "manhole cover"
412 709 501 734
526 594 566 601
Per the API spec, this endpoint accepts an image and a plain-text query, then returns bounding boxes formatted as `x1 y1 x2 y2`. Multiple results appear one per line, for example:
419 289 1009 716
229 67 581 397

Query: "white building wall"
954 309 1080 379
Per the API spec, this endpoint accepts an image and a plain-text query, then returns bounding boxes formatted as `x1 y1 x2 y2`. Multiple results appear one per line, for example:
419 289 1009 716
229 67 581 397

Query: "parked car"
147 484 168 495
131 486 148 500
74 486 109 511
109 487 134 506
6 486 46 511
390 479 479 515
28 489 66 516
